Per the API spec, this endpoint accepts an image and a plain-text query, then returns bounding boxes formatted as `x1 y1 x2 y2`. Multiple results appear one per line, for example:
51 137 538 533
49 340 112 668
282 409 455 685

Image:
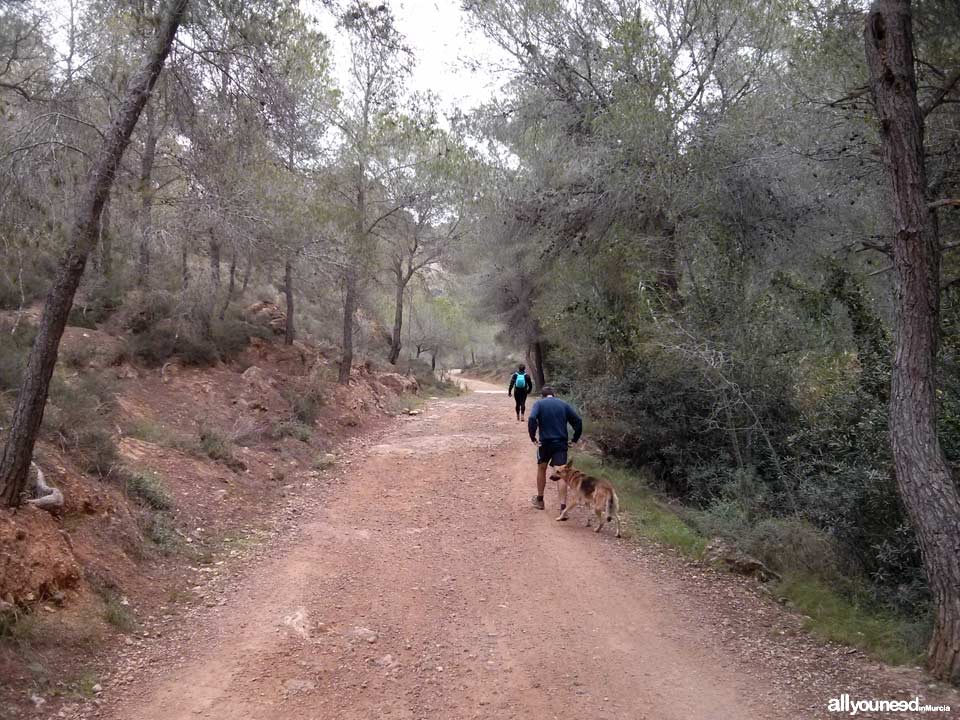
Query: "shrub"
61 343 97 369
141 512 179 555
270 421 312 442
44 372 120 478
743 517 844 584
124 471 174 511
0 321 37 391
282 382 326 425
197 423 246 471
67 281 123 328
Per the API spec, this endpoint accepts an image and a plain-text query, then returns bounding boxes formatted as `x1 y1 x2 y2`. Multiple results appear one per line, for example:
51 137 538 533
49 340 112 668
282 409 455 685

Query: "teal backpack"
514 373 527 391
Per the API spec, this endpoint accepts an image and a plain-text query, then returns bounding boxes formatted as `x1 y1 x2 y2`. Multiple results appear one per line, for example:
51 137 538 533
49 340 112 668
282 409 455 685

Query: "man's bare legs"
535 462 548 507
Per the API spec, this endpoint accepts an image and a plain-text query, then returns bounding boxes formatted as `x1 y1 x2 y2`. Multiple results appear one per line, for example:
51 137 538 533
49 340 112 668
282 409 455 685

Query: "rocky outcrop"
243 301 286 336
378 373 419 395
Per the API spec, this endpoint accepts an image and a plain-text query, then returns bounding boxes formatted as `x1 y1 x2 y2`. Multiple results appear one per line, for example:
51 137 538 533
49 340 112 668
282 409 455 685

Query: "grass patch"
126 418 196 452
271 420 312 442
573 454 706 558
197 424 246 471
101 593 136 633
775 575 929 665
125 471 174 511
142 512 180 555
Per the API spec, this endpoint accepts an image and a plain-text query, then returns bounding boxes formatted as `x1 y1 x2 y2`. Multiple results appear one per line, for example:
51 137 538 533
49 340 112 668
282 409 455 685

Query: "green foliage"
101 594 136 633
0 321 37 391
775 576 928 666
125 291 269 367
45 372 120 478
270 420 312 442
281 382 326 425
67 280 124 328
197 424 246 471
124 471 174 511
577 453 928 664
141 512 180 555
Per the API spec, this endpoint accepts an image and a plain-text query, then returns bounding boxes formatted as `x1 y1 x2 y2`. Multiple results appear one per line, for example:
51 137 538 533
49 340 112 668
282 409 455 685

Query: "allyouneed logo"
828 694 951 715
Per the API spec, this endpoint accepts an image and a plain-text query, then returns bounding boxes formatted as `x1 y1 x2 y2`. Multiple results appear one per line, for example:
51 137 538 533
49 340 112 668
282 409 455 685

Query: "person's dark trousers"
514 390 528 418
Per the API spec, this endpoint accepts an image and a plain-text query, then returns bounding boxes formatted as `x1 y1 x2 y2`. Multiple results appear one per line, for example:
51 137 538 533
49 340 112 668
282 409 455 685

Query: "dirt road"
95 381 951 720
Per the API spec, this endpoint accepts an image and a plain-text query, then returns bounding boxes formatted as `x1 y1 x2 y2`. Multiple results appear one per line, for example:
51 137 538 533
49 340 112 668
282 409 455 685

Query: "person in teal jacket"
507 364 533 421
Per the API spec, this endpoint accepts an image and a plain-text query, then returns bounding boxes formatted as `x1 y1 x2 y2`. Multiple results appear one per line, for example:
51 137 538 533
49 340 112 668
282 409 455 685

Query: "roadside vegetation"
575 454 928 665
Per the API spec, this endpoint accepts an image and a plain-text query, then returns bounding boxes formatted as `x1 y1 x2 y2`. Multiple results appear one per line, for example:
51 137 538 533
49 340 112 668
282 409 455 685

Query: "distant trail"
95 379 932 720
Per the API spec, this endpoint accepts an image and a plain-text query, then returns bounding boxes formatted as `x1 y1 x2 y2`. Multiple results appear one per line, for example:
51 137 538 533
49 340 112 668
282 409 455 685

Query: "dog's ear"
566 458 574 468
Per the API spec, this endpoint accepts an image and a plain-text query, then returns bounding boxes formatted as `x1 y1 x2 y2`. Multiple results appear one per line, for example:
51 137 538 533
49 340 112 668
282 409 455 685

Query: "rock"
347 626 378 643
91 684 102 694
114 364 139 380
378 373 419 395
241 365 275 392
243 301 286 336
703 537 781 582
374 654 397 668
283 678 316 695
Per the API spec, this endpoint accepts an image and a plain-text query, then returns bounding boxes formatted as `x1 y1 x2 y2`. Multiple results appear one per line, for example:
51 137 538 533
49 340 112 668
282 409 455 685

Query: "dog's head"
552 461 578 483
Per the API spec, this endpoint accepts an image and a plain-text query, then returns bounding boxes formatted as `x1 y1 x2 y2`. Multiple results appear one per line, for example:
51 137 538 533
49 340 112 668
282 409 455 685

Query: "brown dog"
552 460 622 537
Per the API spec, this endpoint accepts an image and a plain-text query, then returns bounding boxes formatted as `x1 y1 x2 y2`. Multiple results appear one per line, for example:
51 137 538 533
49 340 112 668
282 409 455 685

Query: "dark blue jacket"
528 396 582 445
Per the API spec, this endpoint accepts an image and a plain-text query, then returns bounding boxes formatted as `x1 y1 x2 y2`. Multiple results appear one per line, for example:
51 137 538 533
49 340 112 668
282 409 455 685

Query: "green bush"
124 471 174 511
282 382 326 425
0 321 36 391
197 424 246 471
270 421 312 442
44 372 120 478
743 517 844 584
67 280 123 328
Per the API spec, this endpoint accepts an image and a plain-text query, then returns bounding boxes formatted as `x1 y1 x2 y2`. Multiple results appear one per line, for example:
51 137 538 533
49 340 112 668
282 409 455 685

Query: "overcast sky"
306 0 509 116
43 0 509 116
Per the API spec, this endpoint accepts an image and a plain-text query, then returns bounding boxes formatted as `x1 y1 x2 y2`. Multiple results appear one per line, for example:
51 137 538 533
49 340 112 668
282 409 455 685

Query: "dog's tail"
605 490 619 522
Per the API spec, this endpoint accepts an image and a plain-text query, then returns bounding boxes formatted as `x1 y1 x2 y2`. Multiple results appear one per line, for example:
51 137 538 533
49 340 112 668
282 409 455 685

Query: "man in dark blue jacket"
527 386 582 510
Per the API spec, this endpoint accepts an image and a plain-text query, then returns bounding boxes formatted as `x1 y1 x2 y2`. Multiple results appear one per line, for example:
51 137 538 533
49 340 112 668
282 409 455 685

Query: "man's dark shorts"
537 441 568 466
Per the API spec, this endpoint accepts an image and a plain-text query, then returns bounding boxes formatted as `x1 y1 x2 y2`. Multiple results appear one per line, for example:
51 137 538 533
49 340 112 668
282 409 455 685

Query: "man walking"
508 364 533 421
527 386 582 510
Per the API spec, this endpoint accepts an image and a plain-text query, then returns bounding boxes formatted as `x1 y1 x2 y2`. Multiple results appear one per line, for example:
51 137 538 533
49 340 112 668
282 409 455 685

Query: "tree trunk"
181 240 190 289
0 0 190 507
532 339 546 389
209 233 221 287
284 257 295 346
388 274 405 364
218 252 237 321
865 0 960 683
136 102 157 285
241 257 252 295
338 267 357 384
430 352 436 371
98 193 113 279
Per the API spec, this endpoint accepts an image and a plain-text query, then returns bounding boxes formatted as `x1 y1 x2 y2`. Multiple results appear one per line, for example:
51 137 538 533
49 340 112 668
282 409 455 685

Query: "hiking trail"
82 379 956 720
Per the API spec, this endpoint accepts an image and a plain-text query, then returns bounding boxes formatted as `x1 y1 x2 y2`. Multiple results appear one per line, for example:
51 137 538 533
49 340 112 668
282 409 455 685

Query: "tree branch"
922 68 960 116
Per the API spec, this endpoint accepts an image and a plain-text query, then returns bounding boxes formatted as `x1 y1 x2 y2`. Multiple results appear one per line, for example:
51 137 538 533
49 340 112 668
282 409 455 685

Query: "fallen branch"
24 462 63 513
929 198 960 210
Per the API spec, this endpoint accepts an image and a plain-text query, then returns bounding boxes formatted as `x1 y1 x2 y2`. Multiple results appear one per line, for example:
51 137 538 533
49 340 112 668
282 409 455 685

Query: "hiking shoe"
531 496 545 510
